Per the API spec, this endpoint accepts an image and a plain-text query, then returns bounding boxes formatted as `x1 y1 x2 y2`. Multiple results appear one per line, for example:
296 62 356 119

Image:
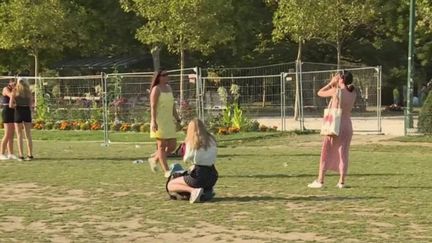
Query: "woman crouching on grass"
9 78 33 161
167 118 218 204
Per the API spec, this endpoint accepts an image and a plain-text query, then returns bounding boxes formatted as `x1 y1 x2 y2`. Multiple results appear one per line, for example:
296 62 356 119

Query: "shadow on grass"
218 153 320 158
361 186 432 189
211 195 383 203
36 157 141 162
220 173 412 179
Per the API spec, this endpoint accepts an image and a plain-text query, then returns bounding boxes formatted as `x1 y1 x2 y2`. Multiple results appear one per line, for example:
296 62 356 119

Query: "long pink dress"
320 88 356 174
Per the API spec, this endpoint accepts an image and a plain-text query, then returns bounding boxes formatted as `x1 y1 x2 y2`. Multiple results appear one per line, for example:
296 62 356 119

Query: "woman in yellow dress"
148 69 181 177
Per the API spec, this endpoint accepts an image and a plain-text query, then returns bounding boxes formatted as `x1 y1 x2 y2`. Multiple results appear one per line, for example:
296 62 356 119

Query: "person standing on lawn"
308 71 356 189
148 68 181 177
9 78 33 161
0 78 18 160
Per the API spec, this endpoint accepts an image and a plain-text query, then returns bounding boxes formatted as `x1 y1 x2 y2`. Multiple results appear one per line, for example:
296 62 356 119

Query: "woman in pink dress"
308 70 356 189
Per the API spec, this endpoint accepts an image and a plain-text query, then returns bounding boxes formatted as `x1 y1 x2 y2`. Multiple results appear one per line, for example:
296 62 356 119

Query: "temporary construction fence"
0 75 104 124
0 62 382 145
200 63 382 134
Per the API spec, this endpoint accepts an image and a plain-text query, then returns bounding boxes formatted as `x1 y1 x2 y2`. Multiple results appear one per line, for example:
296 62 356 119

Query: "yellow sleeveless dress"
150 92 177 139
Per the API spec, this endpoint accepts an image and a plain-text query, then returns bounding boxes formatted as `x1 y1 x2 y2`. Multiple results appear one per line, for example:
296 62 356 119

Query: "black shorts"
1 107 15 123
184 165 218 190
14 106 32 123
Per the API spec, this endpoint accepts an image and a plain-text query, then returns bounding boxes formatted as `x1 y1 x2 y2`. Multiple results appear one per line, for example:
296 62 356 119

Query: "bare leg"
318 165 326 184
156 139 169 172
1 123 14 155
166 138 177 154
23 122 33 157
14 123 24 158
167 177 195 193
6 124 14 156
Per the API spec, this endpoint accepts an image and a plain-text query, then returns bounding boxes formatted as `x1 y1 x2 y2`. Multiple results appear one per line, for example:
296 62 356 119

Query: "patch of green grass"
0 133 431 241
389 135 432 143
0 129 281 143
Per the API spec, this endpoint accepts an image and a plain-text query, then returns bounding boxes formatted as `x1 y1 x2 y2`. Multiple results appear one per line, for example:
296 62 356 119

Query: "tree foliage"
0 0 74 75
418 91 432 134
121 0 234 57
269 0 376 64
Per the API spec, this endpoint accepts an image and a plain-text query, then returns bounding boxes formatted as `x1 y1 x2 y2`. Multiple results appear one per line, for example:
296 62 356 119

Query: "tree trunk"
33 51 39 107
151 45 161 71
34 52 39 77
294 39 302 121
312 76 316 107
336 39 341 69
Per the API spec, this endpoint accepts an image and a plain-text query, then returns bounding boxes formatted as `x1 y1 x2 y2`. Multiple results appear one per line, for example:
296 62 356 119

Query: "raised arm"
150 86 160 132
2 87 12 97
317 75 338 98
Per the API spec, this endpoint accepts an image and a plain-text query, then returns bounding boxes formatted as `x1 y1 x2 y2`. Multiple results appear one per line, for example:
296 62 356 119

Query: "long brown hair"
185 118 216 150
339 70 355 92
150 68 167 90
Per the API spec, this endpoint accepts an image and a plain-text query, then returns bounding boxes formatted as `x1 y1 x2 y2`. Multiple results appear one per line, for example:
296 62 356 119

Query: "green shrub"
140 123 150 133
244 120 260 132
80 122 90 130
110 122 122 132
131 123 142 132
418 91 432 134
45 122 54 130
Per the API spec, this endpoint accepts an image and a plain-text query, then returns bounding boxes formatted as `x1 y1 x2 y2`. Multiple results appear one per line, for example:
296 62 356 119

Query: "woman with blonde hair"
148 68 181 177
9 78 33 161
167 118 218 203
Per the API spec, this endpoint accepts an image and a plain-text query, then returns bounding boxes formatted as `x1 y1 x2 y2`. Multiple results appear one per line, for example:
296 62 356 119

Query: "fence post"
280 73 285 131
199 67 205 122
101 72 109 147
194 67 201 121
300 61 305 131
377 66 382 134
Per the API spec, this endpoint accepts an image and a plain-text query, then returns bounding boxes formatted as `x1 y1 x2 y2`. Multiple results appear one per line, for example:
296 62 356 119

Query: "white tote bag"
320 89 342 136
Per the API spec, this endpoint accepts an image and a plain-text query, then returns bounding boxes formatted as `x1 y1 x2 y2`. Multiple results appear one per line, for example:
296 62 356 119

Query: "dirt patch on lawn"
0 183 48 201
92 221 328 242
3 215 327 243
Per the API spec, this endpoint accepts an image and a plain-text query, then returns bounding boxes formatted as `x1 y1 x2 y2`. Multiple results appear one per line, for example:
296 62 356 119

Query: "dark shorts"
1 107 15 123
14 106 32 123
184 165 218 190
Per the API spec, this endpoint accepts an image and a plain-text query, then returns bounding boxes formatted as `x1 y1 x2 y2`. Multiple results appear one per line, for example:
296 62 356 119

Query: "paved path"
256 116 416 136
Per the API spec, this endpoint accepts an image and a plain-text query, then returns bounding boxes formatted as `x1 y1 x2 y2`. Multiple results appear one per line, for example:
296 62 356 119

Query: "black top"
15 96 31 106
2 86 12 105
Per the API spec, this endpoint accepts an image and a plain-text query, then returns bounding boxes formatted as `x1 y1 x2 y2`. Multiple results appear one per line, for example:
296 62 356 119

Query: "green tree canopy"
269 0 376 65
121 0 235 101
0 0 76 76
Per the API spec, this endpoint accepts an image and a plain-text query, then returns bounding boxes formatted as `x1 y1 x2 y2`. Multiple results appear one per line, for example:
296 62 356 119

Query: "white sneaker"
307 180 324 188
0 154 9 160
164 171 172 178
336 183 345 189
7 154 18 160
189 188 204 204
147 157 158 172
